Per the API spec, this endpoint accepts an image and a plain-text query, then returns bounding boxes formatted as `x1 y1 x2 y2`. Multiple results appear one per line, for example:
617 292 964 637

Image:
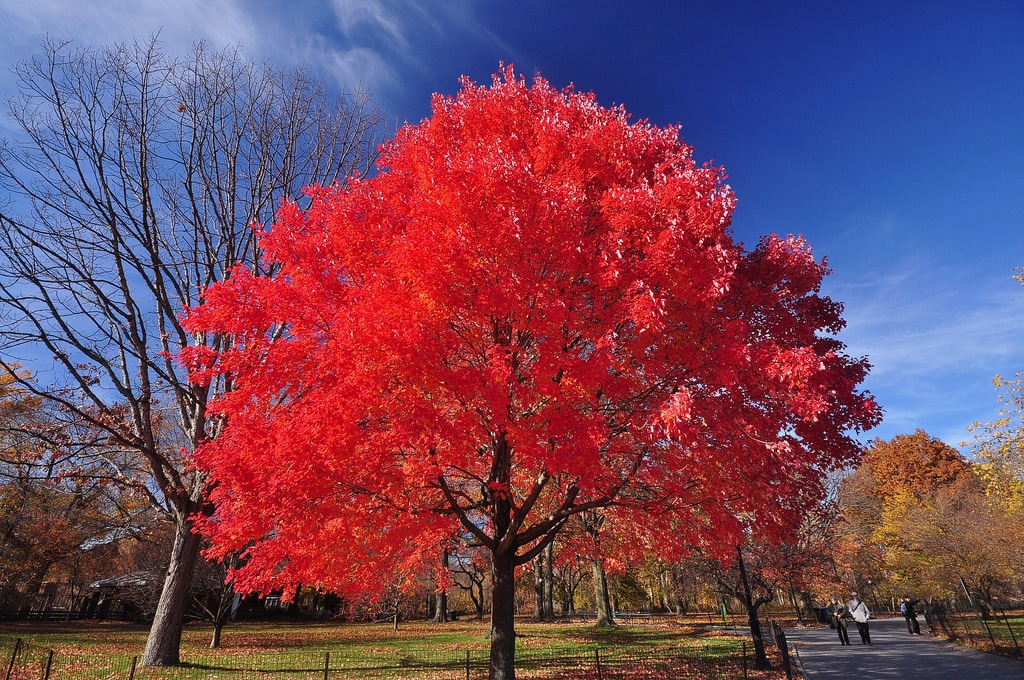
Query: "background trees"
0 369 154 614
0 36 385 665
969 373 1024 506
836 430 1024 611
184 68 877 680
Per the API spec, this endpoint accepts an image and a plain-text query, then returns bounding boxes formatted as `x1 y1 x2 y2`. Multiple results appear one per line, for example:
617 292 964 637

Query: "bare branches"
0 34 386 665
0 34 386 500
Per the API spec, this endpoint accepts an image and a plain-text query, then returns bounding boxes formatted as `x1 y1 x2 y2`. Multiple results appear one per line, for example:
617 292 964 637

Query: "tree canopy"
184 67 878 680
837 430 1024 609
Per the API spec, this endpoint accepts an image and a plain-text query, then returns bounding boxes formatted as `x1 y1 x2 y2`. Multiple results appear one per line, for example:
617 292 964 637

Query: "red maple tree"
183 68 879 680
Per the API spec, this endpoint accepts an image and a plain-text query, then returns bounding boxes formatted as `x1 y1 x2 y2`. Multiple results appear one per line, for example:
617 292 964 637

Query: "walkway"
785 615 1024 679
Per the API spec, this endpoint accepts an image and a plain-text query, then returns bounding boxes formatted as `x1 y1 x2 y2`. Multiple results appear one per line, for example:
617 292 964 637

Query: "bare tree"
188 551 240 649
0 35 385 666
697 543 780 670
450 543 489 619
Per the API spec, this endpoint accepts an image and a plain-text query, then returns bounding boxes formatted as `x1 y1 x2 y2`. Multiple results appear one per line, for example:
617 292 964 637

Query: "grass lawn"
931 611 1024 659
0 618 790 679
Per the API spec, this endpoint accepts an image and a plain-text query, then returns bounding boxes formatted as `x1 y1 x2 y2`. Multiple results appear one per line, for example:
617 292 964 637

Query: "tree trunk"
433 587 449 623
490 550 517 680
210 620 224 649
533 552 545 621
141 514 203 666
433 550 450 623
469 579 484 619
736 547 770 670
564 567 579 614
592 560 614 626
543 542 554 620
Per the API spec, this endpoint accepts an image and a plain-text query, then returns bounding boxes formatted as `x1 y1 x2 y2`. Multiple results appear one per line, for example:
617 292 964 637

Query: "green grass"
0 618 782 679
933 611 1024 656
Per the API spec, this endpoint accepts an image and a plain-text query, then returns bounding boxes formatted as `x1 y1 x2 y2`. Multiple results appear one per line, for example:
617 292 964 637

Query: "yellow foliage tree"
838 431 1022 610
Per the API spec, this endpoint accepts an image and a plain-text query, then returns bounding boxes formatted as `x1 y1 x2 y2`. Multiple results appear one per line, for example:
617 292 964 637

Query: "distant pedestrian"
900 596 922 634
848 592 872 645
829 597 851 645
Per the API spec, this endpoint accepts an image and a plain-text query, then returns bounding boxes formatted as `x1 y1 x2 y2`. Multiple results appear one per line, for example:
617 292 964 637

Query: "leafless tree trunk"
591 559 615 626
580 511 614 626
432 549 450 623
697 545 776 670
532 541 555 621
533 551 544 621
0 36 384 666
543 541 554 619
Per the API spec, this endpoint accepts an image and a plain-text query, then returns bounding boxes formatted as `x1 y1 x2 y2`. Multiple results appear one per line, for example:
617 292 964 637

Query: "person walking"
901 596 922 634
848 591 872 645
829 597 851 645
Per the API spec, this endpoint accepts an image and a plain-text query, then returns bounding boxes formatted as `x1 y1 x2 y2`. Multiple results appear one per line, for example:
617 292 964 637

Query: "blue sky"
0 1 1021 450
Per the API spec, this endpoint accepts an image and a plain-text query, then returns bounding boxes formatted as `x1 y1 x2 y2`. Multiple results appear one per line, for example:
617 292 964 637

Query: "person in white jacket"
848 592 872 644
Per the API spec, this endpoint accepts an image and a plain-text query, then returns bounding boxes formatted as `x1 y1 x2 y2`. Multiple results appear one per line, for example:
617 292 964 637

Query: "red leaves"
183 66 880 599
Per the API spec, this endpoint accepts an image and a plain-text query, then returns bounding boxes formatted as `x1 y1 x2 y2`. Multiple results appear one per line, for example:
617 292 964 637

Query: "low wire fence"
1 636 771 680
926 607 1023 659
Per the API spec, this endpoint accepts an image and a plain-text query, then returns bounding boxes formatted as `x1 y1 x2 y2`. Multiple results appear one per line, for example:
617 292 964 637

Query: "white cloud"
319 44 399 94
825 255 1024 448
331 0 408 48
0 0 407 113
0 0 258 56
0 0 517 122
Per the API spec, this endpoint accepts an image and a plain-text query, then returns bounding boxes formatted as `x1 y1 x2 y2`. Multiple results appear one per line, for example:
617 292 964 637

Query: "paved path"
785 615 1024 679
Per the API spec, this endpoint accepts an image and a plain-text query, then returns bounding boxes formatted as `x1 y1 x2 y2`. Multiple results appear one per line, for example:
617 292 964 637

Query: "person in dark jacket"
901 596 922 634
829 597 851 645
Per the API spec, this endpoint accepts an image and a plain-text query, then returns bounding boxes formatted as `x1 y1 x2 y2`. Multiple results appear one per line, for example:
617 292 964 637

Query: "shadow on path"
785 615 1024 679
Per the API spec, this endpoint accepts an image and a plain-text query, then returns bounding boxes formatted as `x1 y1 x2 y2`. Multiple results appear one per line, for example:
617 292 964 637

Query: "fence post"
981 617 998 651
955 610 969 641
773 624 793 680
127 656 137 680
324 651 330 680
594 648 602 680
5 638 21 680
742 641 748 680
43 649 54 680
465 650 470 680
1000 610 1020 654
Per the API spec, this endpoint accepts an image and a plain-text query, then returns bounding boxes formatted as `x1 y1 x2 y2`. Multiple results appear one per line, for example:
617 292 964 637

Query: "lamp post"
866 578 880 610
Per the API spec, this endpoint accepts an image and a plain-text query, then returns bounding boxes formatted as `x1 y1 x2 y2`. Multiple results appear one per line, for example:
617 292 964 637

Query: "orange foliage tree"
839 430 1020 608
183 68 878 680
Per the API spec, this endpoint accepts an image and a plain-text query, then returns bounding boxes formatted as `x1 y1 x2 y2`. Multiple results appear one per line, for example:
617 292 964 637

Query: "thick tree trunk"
433 550 450 623
743 602 770 669
490 550 517 680
543 542 554 620
141 515 203 666
592 560 614 626
433 588 449 622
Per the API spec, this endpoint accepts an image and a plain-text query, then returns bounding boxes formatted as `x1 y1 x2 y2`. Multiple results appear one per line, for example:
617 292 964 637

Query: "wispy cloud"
0 0 520 123
825 253 1024 447
331 0 408 48
0 0 258 56
321 0 522 105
